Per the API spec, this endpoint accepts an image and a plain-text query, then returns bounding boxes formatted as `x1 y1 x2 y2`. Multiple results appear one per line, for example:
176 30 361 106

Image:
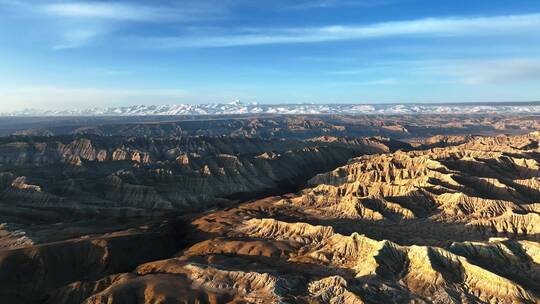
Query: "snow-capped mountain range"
4 101 540 116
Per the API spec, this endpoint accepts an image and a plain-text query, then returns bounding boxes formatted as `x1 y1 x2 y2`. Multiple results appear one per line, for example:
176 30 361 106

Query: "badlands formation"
0 116 538 303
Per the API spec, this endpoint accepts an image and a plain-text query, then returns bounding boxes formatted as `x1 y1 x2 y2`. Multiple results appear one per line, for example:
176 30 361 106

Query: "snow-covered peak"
3 102 540 116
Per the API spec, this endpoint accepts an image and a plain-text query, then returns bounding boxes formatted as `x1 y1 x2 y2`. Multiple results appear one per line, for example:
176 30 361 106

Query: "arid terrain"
0 115 539 304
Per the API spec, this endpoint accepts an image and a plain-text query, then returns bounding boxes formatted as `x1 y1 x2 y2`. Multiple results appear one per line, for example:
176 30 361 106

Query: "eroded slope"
0 134 399 250
43 133 540 303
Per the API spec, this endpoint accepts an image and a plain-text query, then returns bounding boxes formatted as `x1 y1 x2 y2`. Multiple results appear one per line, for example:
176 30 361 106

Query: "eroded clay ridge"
43 133 540 303
6 114 540 139
0 134 399 250
0 135 393 210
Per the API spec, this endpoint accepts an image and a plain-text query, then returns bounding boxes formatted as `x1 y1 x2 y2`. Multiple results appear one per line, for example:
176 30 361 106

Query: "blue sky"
1 0 540 111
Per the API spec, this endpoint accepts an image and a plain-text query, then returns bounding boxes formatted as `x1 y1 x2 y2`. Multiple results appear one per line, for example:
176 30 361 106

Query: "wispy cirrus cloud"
328 58 540 86
146 13 540 48
327 78 398 86
0 0 229 50
285 0 394 10
296 56 356 63
52 27 108 50
386 58 540 85
0 86 190 112
448 58 540 85
41 1 222 22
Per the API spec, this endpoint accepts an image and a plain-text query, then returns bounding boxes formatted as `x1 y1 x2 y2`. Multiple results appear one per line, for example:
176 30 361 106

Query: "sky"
1 0 540 111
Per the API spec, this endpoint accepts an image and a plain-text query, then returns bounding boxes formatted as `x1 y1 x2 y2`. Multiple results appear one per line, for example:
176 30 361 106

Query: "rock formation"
0 121 539 303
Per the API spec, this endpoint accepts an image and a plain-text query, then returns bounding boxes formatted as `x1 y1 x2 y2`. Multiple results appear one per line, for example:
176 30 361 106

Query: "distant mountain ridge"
5 101 540 116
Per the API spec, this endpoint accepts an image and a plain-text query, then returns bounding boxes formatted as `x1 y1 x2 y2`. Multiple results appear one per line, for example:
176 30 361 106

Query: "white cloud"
457 59 540 84
392 58 540 85
296 56 355 63
285 0 393 10
327 78 397 86
148 13 540 48
98 69 134 76
0 87 189 112
52 27 107 50
328 58 540 86
41 1 209 22
1 0 228 50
